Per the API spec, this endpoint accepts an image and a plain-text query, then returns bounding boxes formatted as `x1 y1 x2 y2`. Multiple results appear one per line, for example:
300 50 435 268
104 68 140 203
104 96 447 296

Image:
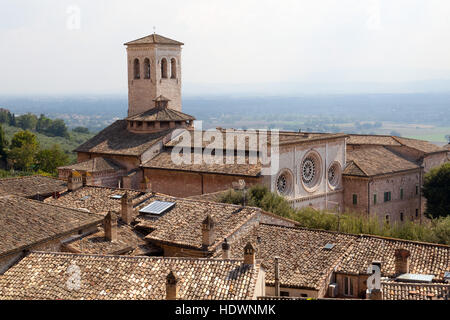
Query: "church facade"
64 33 448 220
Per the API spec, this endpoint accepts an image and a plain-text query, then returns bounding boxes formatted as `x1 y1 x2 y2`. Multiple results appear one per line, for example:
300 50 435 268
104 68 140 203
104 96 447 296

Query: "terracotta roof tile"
382 282 450 300
0 175 67 198
0 196 103 257
141 196 262 252
125 34 184 46
74 120 172 156
344 146 419 176
0 252 260 300
213 224 357 290
142 150 262 176
126 107 195 122
58 157 126 173
335 235 450 281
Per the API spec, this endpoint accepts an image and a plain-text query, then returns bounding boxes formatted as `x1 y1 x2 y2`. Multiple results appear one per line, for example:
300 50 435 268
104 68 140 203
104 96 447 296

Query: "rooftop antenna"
153 26 156 34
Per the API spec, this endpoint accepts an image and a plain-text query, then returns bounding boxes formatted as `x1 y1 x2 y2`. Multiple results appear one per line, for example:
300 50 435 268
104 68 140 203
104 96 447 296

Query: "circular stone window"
276 170 293 196
327 162 341 189
301 151 322 191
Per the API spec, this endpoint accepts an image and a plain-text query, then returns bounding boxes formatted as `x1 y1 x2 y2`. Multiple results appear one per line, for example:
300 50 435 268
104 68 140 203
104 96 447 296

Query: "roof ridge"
28 251 248 263
359 233 450 248
258 222 359 238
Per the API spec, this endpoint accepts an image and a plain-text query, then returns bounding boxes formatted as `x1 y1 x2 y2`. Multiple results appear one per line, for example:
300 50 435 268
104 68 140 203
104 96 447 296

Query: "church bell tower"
125 33 183 117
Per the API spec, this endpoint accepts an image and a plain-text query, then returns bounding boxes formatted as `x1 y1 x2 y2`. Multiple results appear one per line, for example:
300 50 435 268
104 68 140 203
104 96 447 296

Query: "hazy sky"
1 0 450 95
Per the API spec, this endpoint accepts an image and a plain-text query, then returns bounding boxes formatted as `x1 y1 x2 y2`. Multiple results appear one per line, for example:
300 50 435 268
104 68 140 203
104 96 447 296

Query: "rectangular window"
400 188 404 200
373 194 377 205
385 214 390 225
353 194 358 205
300 294 308 297
280 291 290 297
400 212 404 221
416 209 419 218
343 277 354 296
416 185 419 195
384 192 391 202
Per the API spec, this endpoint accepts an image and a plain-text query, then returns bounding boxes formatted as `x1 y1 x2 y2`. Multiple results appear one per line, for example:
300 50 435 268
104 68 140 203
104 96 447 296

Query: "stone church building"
60 33 448 221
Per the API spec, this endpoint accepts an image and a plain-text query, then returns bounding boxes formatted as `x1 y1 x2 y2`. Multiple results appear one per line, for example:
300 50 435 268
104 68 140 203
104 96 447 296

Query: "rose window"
277 174 288 194
302 157 316 184
328 162 341 188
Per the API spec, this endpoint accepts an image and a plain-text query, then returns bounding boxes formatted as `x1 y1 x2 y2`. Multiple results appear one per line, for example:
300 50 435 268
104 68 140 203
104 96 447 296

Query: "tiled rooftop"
0 252 260 300
335 235 450 281
344 146 419 177
45 186 149 214
74 120 172 156
0 195 103 257
141 196 262 252
382 282 450 300
0 175 67 198
142 150 262 176
347 134 446 154
126 106 195 122
63 222 155 256
58 157 126 173
124 33 184 46
213 224 357 290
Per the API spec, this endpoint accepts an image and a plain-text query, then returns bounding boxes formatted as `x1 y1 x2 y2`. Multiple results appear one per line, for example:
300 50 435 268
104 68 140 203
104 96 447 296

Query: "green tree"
36 114 52 133
73 126 89 134
0 124 8 162
47 119 69 137
8 130 39 171
423 163 450 219
36 144 69 174
16 113 38 130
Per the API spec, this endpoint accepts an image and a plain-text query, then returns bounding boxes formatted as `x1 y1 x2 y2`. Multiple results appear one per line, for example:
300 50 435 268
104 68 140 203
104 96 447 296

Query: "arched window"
171 58 177 79
134 59 140 79
161 58 168 79
144 58 151 79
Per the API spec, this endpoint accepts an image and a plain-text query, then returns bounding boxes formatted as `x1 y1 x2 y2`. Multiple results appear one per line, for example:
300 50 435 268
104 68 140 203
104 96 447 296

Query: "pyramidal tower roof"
124 33 184 46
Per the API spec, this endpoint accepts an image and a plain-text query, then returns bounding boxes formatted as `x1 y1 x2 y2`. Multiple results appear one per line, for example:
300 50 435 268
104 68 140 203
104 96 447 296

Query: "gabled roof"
0 195 103 258
213 224 357 291
347 134 446 155
335 235 450 281
126 106 195 122
124 33 184 46
141 196 262 252
0 175 67 198
142 150 262 177
382 282 450 300
44 186 149 214
0 252 260 300
343 146 419 177
58 157 126 173
74 120 173 156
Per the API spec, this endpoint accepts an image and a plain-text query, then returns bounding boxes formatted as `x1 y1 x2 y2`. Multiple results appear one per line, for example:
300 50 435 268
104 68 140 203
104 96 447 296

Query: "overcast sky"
1 0 450 95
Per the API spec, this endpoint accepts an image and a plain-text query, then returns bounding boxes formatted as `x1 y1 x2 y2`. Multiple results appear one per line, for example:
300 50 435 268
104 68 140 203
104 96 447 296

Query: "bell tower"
125 34 183 117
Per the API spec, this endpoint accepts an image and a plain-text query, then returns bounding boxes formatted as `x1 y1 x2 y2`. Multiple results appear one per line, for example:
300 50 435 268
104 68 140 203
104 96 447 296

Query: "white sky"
1 0 450 95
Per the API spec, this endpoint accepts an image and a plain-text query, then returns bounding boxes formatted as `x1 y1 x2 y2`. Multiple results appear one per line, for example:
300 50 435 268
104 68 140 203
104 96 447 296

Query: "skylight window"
80 196 90 201
110 194 123 200
324 243 335 250
139 201 175 215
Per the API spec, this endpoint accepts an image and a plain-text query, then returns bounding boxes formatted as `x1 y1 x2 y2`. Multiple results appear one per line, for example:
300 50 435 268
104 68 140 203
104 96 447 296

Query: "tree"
0 124 8 163
422 163 450 219
73 126 89 134
16 113 38 130
36 144 69 174
47 119 69 137
8 130 39 171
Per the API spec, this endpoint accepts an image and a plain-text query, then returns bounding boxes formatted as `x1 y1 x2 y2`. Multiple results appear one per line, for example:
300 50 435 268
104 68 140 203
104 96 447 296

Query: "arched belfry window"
171 58 177 79
161 58 168 79
134 59 140 79
144 58 151 79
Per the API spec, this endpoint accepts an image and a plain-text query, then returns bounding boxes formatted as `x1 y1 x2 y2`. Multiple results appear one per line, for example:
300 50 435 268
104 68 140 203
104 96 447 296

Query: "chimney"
201 214 215 247
83 172 94 186
166 270 179 300
394 248 411 275
274 256 281 296
122 176 131 189
222 238 230 259
67 170 83 192
104 211 117 242
121 192 133 224
140 176 152 192
244 242 256 265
